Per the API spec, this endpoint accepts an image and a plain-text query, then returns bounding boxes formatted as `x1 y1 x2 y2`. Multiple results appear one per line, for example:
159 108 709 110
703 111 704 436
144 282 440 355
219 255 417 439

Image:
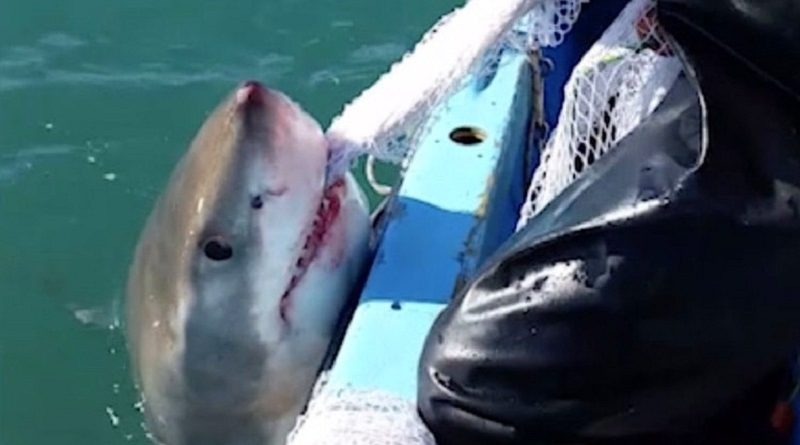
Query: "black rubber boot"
417 1 800 444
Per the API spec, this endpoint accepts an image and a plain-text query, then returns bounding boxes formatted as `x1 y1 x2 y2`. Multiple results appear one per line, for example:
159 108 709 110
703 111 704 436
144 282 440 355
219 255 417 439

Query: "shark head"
178 81 329 332
126 81 369 445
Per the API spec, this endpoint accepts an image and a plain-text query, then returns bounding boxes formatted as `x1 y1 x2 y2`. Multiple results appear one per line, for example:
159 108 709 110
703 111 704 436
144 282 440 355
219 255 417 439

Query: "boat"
289 0 800 443
318 0 630 406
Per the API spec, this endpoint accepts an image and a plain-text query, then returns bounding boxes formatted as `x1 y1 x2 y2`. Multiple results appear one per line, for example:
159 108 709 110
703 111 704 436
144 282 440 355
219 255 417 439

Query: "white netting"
287 387 435 445
517 0 682 228
325 0 596 182
522 0 591 47
325 0 539 181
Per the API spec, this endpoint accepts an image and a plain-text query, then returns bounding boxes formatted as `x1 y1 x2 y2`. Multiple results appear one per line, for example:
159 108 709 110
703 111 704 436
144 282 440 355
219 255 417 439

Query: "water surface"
0 0 460 443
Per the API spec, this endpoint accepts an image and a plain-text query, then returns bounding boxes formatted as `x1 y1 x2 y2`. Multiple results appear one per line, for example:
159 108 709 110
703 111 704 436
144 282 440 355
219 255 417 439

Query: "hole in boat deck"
449 126 487 145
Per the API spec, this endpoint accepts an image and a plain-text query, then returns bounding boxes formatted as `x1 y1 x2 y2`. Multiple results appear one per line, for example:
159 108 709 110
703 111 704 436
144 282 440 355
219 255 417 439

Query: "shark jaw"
280 178 346 325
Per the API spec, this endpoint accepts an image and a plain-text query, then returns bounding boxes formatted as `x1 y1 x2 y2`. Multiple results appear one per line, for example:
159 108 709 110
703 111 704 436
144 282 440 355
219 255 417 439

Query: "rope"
364 155 392 196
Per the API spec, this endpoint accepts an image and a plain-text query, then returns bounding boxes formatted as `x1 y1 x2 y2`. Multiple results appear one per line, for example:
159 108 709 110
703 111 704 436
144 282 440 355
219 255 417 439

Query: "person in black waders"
417 1 800 444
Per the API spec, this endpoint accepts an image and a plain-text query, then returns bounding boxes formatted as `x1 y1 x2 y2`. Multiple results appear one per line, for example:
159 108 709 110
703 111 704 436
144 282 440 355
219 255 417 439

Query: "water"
0 0 460 443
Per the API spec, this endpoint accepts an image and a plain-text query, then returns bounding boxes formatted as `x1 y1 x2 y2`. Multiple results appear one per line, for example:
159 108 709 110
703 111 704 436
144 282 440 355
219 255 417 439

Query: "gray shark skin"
126 81 370 445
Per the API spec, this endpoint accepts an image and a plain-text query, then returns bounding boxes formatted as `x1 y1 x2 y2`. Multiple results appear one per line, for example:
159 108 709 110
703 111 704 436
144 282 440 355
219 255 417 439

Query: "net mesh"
522 0 591 47
517 0 681 227
287 385 435 445
325 0 540 181
324 0 602 181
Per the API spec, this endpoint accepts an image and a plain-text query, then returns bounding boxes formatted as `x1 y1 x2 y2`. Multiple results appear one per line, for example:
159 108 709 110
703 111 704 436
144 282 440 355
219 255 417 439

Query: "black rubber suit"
417 1 800 444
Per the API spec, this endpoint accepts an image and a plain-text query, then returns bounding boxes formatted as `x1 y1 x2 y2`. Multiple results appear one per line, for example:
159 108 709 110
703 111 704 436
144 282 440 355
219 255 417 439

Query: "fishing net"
325 0 540 181
287 385 435 445
517 0 681 227
293 0 684 442
523 0 590 47
326 0 604 181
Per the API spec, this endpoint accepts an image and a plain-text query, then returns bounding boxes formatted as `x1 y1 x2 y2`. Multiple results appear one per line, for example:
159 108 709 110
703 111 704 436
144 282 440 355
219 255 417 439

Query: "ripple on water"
0 145 77 184
306 42 407 88
38 32 87 49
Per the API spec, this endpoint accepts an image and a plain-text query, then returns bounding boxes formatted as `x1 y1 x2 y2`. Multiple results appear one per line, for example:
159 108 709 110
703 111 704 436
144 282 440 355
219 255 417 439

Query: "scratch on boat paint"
452 172 496 298
474 173 495 219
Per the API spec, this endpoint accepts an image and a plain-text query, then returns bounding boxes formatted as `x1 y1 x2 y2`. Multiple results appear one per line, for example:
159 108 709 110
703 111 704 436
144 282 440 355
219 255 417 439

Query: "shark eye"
202 237 233 261
250 195 263 209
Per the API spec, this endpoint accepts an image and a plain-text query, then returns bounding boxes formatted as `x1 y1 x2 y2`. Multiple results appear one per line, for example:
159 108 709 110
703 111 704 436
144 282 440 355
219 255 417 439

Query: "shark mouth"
279 178 345 324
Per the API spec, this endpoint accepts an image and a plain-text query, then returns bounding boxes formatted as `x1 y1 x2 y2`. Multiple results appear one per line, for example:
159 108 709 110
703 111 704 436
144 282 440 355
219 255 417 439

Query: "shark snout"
236 80 267 108
233 80 312 145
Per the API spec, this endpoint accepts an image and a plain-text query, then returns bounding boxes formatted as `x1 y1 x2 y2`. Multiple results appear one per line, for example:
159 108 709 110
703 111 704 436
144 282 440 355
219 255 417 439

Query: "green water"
0 1 459 443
